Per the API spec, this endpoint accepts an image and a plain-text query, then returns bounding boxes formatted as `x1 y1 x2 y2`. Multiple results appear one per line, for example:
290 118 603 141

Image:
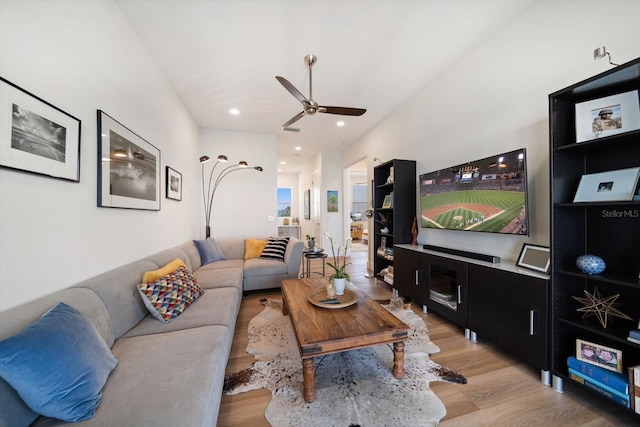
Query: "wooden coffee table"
281 278 410 402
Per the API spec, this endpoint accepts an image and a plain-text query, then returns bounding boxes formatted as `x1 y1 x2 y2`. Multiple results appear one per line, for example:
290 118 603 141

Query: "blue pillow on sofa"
0 303 118 422
194 238 226 265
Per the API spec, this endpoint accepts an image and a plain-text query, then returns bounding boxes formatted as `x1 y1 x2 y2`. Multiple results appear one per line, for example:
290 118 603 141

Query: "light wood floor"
218 244 639 426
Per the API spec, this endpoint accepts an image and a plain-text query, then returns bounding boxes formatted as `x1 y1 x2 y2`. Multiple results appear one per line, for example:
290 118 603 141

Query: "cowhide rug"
224 297 466 426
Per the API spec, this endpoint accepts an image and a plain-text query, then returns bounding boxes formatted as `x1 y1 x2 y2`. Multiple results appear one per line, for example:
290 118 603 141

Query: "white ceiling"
118 0 535 174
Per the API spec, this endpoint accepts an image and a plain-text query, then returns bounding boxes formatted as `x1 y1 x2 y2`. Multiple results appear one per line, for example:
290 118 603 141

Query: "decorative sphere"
576 255 606 275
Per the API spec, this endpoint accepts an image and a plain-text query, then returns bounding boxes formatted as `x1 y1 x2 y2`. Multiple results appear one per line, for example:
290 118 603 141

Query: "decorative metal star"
572 287 632 328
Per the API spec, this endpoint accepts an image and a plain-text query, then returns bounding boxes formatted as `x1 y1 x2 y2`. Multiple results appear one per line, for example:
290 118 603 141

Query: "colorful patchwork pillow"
260 237 289 262
244 238 267 259
0 303 118 422
137 266 204 323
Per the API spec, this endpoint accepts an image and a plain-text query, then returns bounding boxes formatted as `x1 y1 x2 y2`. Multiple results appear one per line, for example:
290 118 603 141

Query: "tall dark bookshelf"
373 159 416 279
549 57 640 414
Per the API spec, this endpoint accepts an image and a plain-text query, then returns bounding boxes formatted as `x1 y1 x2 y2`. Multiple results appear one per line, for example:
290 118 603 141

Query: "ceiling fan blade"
276 76 308 105
319 106 366 116
282 111 306 130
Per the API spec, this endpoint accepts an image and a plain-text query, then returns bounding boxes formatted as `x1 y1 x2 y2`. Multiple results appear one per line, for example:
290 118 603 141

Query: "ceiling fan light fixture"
593 46 619 66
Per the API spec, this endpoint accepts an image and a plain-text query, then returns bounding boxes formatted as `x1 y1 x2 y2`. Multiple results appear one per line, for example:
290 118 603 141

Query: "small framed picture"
380 236 387 249
573 167 640 203
575 90 640 143
166 166 182 201
0 77 81 182
382 195 392 209
516 243 550 274
576 339 623 373
327 190 338 212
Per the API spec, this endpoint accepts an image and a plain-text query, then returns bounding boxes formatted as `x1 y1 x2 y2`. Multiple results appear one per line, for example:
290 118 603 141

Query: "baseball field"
420 189 526 234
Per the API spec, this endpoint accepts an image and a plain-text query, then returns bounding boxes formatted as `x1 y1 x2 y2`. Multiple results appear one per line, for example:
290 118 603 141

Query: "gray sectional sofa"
0 237 302 427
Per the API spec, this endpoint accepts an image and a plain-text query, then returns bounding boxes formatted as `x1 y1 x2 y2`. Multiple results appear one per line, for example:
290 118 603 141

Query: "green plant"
324 232 352 282
305 235 315 242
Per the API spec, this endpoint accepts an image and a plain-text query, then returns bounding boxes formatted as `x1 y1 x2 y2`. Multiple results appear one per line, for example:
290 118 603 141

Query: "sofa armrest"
283 238 303 278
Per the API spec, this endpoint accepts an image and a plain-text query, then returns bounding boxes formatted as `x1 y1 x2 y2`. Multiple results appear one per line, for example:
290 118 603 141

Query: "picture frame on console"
97 110 161 211
0 77 81 182
516 243 550 274
574 89 640 143
166 166 182 201
573 167 640 203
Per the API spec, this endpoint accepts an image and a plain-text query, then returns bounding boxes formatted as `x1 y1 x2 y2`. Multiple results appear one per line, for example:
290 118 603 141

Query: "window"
351 183 367 220
277 188 291 217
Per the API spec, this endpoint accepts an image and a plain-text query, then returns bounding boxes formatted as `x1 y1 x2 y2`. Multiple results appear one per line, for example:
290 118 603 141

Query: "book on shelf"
568 369 629 408
628 329 640 345
430 289 454 301
630 367 635 412
633 364 640 414
629 336 640 345
567 356 628 394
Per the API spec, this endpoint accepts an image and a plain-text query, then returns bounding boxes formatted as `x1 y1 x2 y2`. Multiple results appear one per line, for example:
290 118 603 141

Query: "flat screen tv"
419 148 529 235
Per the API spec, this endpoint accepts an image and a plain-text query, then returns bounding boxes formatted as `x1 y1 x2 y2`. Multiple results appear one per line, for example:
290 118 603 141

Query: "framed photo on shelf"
165 166 182 201
576 339 623 373
575 89 640 143
0 77 81 182
382 194 392 208
573 167 640 203
516 243 550 274
380 236 387 249
97 110 161 210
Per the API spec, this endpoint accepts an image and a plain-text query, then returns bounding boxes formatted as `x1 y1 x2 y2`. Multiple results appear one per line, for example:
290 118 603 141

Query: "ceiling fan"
276 54 366 132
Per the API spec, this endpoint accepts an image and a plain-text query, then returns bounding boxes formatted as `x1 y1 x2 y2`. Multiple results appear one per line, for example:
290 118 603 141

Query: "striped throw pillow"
259 237 289 262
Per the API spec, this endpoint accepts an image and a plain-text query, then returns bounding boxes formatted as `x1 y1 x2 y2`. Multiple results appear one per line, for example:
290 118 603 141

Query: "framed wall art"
573 167 640 203
304 189 310 220
0 77 81 182
166 166 182 201
516 243 550 274
575 89 640 143
97 110 160 210
327 190 338 212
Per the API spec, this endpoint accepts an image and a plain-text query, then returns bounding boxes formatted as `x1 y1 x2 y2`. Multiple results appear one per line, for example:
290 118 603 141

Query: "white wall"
0 1 200 310
344 0 640 262
199 129 277 239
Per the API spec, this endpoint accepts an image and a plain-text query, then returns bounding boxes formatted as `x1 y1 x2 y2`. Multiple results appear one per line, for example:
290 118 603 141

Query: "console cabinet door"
468 264 549 370
393 247 426 304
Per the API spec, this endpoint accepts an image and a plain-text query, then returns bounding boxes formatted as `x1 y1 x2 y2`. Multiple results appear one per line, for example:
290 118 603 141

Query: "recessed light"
229 108 239 115
337 121 345 127
277 168 282 173
279 161 286 165
294 146 302 151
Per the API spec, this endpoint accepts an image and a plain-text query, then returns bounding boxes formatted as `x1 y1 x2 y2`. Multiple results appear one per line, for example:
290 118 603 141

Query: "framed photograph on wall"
516 243 550 274
382 195 392 209
304 189 310 220
575 90 640 143
573 167 640 203
327 190 338 212
97 110 160 210
576 339 623 373
166 166 182 201
0 77 81 182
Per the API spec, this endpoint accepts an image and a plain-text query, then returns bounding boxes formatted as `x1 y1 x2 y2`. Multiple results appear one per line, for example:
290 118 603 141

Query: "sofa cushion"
121 287 240 339
193 238 226 265
142 258 186 284
137 266 204 323
0 303 118 422
192 267 244 291
243 257 289 277
244 238 267 259
259 237 289 262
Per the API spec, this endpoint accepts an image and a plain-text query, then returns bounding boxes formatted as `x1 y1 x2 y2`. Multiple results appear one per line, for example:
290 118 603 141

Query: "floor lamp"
200 155 263 238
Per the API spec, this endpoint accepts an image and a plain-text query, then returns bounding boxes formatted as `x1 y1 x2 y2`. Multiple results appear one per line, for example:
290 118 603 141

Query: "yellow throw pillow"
142 258 187 284
244 239 267 259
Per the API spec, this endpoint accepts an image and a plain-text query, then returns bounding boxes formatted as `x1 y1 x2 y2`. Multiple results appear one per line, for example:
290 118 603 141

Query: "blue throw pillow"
0 303 118 422
194 238 226 265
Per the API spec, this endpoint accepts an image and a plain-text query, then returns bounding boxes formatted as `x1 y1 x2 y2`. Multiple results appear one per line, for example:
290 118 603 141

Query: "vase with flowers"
325 232 352 295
